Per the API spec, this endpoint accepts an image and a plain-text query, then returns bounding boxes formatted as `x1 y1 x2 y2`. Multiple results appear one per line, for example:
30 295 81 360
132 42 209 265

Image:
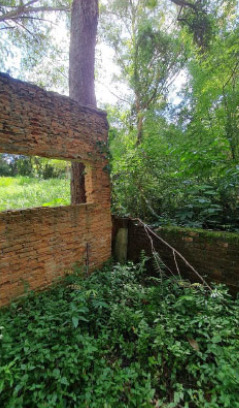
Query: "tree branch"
133 218 212 290
9 15 58 25
14 19 34 36
223 60 239 91
0 25 15 30
0 4 70 23
170 0 197 11
24 0 39 7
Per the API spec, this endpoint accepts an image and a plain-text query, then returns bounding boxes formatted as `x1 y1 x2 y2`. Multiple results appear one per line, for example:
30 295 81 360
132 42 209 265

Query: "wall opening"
70 162 94 205
71 162 86 204
0 72 111 307
0 154 71 211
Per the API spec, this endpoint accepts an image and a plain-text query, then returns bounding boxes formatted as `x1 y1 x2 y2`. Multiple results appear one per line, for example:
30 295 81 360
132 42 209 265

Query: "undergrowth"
0 261 238 407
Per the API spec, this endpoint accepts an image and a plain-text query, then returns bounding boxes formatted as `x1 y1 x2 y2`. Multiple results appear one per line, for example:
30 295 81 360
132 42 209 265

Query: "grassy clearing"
0 262 238 407
0 176 70 211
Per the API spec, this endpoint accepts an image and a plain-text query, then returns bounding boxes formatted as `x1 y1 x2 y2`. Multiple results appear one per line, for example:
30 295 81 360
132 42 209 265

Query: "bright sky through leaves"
1 2 184 107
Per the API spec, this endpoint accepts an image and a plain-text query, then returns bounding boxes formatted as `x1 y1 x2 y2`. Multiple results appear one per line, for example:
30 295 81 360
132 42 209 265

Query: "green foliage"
110 123 239 230
0 176 70 211
0 155 69 179
107 0 239 232
0 155 14 177
0 262 238 407
0 0 71 91
101 0 184 143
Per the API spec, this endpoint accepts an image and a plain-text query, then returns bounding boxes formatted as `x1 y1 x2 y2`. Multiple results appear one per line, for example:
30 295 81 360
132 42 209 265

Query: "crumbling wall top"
0 72 108 162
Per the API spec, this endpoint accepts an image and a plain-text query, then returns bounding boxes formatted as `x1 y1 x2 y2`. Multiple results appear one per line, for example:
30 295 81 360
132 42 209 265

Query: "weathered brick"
0 73 112 307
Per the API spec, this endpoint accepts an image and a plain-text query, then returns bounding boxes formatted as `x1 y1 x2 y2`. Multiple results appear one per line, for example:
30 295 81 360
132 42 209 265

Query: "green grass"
0 261 238 407
0 176 70 211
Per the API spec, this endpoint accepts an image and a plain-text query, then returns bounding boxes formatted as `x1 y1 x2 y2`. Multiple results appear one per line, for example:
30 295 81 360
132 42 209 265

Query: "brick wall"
0 73 108 161
113 218 239 294
0 73 112 307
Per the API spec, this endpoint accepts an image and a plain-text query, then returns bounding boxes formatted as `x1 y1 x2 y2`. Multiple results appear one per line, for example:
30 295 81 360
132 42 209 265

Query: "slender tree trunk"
135 95 144 145
69 0 99 203
136 114 144 146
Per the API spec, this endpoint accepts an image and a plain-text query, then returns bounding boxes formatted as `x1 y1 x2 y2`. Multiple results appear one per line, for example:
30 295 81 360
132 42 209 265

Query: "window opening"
0 154 71 211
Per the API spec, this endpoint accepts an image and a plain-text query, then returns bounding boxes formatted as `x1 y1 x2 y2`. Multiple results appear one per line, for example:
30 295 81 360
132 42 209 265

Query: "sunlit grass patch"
0 176 71 211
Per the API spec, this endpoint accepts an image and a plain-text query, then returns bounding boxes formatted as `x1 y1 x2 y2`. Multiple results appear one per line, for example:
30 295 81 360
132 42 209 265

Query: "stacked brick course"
0 73 108 161
0 73 112 306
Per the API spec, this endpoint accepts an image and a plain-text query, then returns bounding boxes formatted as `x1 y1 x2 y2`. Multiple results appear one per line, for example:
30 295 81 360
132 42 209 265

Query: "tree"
0 0 69 25
0 1 71 89
69 0 99 203
169 0 238 51
69 0 98 106
101 0 183 145
105 0 239 230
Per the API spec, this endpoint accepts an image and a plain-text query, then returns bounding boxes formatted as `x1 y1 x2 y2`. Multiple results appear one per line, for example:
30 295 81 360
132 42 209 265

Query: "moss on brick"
121 219 239 293
158 226 239 244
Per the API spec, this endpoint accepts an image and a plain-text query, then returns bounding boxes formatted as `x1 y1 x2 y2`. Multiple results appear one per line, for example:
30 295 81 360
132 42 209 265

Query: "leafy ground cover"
0 262 238 407
0 176 70 211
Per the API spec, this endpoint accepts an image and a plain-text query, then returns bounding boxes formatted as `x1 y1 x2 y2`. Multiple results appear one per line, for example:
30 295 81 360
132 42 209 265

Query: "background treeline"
0 154 69 179
0 155 70 211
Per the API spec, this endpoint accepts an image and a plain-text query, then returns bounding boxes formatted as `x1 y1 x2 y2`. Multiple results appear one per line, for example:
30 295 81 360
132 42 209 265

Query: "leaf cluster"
0 261 238 407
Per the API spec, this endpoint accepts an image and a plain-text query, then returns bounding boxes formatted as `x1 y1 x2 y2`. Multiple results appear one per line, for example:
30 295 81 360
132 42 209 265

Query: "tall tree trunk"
135 95 144 146
69 0 99 203
136 114 144 146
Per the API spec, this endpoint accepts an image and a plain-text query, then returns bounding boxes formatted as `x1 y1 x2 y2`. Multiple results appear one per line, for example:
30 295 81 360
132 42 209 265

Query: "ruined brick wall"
0 73 108 160
0 73 112 306
113 218 239 294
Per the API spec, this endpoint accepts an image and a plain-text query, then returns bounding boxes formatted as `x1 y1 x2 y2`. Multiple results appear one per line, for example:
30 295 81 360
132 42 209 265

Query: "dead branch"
132 217 212 290
143 223 164 280
173 250 182 279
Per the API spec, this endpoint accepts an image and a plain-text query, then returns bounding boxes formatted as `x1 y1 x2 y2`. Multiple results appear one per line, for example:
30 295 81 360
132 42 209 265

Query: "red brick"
0 73 112 307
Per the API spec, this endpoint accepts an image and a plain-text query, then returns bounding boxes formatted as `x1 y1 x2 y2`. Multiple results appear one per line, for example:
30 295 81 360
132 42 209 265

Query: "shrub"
0 262 238 407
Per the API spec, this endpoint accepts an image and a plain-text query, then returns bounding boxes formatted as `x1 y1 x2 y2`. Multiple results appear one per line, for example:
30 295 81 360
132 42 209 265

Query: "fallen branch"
142 222 179 279
132 218 212 291
143 223 164 280
173 250 182 280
